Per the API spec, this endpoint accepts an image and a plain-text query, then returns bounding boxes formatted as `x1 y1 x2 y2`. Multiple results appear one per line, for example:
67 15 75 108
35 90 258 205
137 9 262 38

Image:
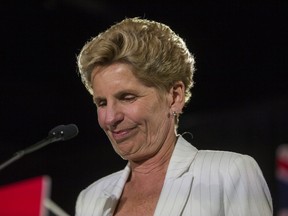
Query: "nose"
103 102 124 129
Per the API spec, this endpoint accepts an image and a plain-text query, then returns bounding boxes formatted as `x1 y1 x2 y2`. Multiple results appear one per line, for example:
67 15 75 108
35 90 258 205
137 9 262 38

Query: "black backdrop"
1 0 287 215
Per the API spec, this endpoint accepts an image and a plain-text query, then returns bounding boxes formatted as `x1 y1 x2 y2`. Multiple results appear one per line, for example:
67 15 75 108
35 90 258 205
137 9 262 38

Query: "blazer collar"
164 135 198 179
99 164 130 215
154 135 198 216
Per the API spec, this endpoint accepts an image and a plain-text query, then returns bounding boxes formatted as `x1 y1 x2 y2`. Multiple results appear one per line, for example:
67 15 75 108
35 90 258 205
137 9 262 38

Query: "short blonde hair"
77 17 195 105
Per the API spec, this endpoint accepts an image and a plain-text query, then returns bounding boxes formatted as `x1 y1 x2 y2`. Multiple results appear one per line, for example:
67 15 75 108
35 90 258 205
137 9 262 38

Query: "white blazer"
76 135 273 216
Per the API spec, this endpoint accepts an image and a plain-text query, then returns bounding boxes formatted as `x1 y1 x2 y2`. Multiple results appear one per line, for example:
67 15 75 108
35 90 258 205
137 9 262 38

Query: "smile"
111 127 136 143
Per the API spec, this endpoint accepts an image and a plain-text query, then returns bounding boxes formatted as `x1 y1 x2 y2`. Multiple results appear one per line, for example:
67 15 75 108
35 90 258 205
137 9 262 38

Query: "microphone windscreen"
62 124 79 140
49 124 79 141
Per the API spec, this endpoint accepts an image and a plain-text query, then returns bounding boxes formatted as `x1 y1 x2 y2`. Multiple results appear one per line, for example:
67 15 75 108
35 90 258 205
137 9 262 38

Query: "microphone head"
49 124 79 141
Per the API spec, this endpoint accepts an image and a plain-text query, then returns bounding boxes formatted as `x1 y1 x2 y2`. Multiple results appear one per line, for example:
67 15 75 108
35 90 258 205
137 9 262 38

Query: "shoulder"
75 169 125 216
197 149 253 162
195 149 258 172
190 148 265 184
191 149 271 197
76 169 125 215
195 149 269 197
177 136 261 175
177 136 259 174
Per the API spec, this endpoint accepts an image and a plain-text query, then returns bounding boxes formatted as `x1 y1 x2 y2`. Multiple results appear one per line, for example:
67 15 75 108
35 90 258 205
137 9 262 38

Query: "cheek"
96 109 105 128
127 104 151 121
129 103 166 127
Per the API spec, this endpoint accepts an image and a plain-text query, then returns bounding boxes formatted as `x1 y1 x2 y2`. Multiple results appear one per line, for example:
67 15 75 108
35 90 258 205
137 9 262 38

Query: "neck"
129 134 177 176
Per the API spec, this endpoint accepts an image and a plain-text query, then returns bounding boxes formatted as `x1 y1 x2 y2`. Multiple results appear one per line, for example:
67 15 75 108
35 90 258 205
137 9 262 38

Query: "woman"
76 17 273 216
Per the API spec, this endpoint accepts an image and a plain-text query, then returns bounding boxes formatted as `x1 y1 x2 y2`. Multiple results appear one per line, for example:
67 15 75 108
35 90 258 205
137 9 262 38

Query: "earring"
172 111 177 117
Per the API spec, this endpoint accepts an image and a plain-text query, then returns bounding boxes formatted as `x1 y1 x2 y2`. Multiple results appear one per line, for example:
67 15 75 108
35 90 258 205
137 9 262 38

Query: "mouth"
110 127 136 143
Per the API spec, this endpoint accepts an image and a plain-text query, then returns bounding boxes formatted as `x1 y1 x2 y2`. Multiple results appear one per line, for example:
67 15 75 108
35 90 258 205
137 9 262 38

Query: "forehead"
91 63 137 84
91 63 145 94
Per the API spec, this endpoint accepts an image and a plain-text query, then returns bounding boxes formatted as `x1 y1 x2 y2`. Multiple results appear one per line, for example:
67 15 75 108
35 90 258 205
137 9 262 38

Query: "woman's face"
91 62 176 161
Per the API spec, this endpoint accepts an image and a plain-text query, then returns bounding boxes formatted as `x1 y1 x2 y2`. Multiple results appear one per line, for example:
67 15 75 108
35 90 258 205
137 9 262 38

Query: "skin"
91 62 185 171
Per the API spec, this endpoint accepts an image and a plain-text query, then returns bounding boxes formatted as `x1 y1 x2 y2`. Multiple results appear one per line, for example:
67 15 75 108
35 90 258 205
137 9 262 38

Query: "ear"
169 81 185 113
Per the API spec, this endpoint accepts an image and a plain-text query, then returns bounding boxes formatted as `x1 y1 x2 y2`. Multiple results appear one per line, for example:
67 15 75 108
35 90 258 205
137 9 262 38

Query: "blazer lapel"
97 164 131 216
154 136 198 216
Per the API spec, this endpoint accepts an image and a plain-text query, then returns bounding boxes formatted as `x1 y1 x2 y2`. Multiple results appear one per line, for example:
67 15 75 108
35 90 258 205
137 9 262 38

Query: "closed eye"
120 93 137 102
94 98 107 107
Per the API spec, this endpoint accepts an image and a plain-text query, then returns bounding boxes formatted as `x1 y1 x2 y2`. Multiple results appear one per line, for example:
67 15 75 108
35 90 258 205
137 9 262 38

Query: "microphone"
0 124 79 171
48 124 79 141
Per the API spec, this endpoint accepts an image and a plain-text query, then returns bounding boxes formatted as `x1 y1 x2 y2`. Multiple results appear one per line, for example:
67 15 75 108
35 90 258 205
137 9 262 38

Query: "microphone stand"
0 136 61 171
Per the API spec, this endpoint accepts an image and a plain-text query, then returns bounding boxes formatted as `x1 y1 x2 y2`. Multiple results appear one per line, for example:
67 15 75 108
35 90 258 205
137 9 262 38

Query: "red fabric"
0 176 50 216
277 159 288 171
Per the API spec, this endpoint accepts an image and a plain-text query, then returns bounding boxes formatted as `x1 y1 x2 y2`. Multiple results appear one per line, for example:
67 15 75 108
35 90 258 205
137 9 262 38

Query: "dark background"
0 0 287 215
